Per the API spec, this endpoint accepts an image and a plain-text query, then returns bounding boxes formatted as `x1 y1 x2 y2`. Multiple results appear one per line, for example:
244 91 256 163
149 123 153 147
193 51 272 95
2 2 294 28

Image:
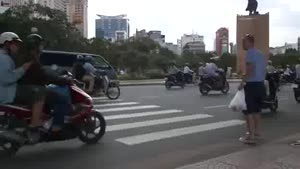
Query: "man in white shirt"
183 63 193 83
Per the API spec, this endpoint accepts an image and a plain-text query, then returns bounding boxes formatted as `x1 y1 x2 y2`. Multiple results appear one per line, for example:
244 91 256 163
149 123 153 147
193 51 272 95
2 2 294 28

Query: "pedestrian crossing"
92 97 245 146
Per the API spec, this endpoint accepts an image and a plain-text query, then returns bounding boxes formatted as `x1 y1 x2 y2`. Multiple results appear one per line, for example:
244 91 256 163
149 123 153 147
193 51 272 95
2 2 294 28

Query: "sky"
87 0 300 51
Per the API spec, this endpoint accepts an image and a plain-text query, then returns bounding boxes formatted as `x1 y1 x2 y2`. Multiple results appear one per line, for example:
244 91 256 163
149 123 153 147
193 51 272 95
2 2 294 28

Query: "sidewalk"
176 133 300 169
120 79 242 86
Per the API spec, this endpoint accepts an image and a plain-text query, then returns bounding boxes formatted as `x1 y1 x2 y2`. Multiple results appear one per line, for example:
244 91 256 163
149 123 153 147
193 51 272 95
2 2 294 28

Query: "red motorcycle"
0 76 106 155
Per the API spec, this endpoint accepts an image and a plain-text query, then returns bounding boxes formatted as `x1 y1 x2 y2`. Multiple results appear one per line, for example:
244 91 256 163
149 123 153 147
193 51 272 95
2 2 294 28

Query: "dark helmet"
26 34 44 50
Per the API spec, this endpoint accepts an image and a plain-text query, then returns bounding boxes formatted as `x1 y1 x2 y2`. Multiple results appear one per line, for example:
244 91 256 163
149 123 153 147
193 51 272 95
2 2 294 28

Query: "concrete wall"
236 13 269 73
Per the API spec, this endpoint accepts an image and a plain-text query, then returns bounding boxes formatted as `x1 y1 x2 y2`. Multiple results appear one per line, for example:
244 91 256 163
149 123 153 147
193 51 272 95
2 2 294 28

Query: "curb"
120 79 242 86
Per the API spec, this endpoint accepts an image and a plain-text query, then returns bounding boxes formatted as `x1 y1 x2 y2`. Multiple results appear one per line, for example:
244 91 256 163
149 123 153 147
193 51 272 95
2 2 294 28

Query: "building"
269 43 298 55
0 5 8 13
298 37 300 51
66 0 88 38
236 13 269 73
0 0 30 6
216 28 229 56
134 29 148 38
95 14 129 42
115 31 127 41
165 43 180 55
182 41 205 54
178 34 205 54
148 30 165 46
35 0 66 12
180 34 204 49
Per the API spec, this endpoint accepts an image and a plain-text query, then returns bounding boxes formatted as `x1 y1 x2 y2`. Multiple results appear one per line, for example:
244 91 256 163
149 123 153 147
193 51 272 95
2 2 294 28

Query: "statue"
246 0 259 15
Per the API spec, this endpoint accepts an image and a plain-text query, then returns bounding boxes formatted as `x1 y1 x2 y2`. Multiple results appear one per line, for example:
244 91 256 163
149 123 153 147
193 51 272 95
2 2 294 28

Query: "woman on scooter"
17 34 72 134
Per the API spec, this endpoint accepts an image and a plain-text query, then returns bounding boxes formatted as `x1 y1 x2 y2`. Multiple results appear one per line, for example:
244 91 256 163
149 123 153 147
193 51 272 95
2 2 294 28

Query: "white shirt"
184 66 192 74
205 63 218 76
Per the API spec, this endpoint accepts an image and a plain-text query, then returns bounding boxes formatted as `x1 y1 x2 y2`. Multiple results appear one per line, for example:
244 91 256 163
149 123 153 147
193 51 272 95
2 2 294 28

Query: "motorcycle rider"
0 32 45 142
296 59 300 80
266 60 276 73
183 63 193 83
82 56 97 94
17 34 72 134
205 58 219 84
198 62 205 77
167 61 183 83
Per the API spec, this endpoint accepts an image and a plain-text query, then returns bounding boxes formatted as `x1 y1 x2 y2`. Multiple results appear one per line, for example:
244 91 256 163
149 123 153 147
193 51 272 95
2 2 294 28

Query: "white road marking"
107 114 213 132
94 102 139 108
97 105 160 113
104 109 183 120
279 98 289 101
116 120 245 145
204 105 227 109
93 99 123 103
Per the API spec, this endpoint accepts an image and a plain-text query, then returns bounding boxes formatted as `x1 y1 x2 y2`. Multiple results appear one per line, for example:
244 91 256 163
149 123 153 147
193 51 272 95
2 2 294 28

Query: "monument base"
236 13 269 73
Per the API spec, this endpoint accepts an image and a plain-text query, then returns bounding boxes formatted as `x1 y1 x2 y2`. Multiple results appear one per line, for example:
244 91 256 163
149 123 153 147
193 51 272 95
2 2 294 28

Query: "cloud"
88 0 300 50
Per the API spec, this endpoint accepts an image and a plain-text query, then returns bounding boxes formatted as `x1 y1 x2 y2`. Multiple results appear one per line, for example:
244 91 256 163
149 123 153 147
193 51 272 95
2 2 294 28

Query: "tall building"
179 34 205 54
0 0 31 6
35 0 66 12
95 14 129 42
66 0 88 38
148 30 165 46
216 28 229 56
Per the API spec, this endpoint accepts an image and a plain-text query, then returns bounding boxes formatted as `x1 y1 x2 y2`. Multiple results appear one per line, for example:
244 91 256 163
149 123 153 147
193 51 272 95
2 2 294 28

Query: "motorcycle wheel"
270 98 278 113
221 81 230 94
78 111 106 144
199 84 210 95
0 139 21 156
106 85 120 100
165 81 172 89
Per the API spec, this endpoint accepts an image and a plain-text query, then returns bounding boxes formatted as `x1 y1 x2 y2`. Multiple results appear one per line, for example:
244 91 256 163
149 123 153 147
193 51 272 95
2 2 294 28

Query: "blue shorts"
244 82 266 115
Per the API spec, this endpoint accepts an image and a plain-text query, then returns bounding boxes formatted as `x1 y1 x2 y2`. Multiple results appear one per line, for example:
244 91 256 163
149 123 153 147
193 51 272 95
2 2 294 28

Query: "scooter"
165 71 185 89
0 73 106 155
262 72 280 113
81 70 120 100
293 79 300 103
198 69 229 95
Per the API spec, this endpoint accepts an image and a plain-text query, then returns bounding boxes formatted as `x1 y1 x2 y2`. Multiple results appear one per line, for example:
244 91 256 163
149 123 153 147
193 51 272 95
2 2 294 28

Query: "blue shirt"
0 49 25 103
205 63 218 77
83 62 96 76
246 48 266 82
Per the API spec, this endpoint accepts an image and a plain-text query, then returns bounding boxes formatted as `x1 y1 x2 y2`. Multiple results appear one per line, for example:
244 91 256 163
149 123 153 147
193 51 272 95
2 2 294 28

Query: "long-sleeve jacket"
0 49 25 103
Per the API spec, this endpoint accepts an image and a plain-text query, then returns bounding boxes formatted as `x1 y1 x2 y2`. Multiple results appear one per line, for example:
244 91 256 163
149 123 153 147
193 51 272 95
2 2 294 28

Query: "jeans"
46 85 72 128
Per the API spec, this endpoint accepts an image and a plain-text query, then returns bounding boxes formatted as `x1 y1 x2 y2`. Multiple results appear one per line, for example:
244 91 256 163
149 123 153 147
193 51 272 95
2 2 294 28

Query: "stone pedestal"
236 13 269 73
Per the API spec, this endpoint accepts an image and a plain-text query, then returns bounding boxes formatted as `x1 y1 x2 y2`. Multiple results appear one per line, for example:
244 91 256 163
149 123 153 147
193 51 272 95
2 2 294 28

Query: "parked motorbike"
0 73 106 155
81 70 120 100
198 69 229 95
293 79 300 103
165 71 185 89
262 72 280 113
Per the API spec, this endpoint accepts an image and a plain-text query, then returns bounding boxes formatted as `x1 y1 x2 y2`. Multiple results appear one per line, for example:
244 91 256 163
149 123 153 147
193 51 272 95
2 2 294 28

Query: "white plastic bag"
229 90 247 112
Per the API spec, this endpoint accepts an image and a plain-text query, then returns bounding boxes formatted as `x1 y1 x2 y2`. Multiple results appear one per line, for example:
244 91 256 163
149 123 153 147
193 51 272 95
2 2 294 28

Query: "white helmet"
0 32 22 45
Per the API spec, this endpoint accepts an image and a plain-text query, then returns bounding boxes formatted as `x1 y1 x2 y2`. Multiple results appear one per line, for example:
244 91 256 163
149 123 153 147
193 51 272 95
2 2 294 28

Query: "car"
40 50 118 81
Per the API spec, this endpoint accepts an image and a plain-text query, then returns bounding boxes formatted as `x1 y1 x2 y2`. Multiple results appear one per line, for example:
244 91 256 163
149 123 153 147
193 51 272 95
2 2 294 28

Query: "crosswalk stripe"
97 105 160 113
94 102 139 108
115 120 245 145
92 97 108 100
104 109 183 120
93 99 123 103
107 114 213 132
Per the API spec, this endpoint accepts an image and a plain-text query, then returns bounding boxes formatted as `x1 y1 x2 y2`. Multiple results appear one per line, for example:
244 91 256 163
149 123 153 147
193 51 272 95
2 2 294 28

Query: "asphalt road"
1 83 300 169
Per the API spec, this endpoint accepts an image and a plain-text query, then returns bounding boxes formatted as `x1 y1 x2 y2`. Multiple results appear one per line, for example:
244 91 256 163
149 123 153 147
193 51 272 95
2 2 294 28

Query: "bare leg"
248 114 255 139
254 113 261 136
245 115 250 134
30 100 44 127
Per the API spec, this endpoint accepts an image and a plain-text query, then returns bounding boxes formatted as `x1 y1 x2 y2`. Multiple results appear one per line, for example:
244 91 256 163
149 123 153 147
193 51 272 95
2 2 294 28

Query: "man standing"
239 34 267 144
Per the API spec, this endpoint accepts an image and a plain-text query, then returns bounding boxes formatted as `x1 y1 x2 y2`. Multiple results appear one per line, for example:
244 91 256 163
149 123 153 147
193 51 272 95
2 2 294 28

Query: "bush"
145 69 165 79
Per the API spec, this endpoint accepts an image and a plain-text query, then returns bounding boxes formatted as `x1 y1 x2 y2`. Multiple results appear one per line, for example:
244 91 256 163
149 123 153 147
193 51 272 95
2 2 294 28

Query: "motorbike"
81 70 120 100
165 71 185 89
184 71 195 84
198 69 229 95
0 73 106 155
293 79 300 103
262 72 280 113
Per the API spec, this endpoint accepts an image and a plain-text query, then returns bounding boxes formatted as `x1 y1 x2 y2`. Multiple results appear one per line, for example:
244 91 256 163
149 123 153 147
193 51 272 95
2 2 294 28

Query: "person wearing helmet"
0 32 47 143
82 55 97 94
198 62 205 77
72 55 86 80
266 60 276 73
17 34 72 133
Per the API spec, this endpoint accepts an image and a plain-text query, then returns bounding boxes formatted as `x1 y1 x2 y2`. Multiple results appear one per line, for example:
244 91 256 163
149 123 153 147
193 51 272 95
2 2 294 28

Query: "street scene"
0 84 300 169
1 0 300 169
